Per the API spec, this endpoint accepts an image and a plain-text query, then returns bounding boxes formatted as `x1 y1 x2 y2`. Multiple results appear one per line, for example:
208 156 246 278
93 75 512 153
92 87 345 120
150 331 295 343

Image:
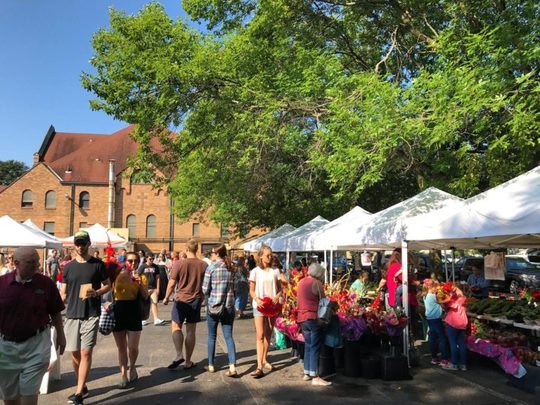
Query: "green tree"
82 1 540 233
0 160 28 185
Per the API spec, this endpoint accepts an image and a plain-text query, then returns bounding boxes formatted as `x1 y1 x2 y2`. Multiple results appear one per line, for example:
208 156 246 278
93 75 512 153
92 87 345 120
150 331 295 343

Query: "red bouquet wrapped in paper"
257 297 282 318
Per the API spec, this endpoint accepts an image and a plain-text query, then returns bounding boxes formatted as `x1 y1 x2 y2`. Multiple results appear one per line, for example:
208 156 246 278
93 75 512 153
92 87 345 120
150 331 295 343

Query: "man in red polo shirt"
0 246 66 405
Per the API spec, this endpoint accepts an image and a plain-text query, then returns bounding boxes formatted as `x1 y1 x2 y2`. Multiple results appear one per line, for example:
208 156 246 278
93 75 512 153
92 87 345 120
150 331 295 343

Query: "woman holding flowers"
202 244 237 376
249 246 286 378
421 279 449 366
112 252 148 388
297 263 332 386
440 283 468 371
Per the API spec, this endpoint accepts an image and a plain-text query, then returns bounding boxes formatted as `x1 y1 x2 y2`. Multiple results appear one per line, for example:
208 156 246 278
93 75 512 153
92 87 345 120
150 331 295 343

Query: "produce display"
467 297 540 323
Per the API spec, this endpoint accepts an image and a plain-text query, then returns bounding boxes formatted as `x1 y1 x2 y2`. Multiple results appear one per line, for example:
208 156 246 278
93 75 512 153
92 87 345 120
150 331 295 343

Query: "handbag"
138 290 151 321
208 276 232 318
317 281 337 327
98 303 115 335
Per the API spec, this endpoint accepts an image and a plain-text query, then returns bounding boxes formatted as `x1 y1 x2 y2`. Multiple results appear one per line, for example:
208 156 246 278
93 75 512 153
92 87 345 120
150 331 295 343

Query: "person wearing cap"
60 230 110 405
296 262 332 386
137 254 164 326
0 247 66 405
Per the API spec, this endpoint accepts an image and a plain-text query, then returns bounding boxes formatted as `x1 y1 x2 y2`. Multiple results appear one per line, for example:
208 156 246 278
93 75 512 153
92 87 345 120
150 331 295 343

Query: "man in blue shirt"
467 264 489 298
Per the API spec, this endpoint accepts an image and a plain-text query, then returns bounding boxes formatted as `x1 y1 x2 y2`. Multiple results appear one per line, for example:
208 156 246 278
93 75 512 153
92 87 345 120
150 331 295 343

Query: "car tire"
509 280 520 295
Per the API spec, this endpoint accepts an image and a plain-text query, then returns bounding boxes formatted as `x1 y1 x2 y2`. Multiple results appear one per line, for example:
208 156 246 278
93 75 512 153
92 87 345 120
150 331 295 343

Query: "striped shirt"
202 259 235 309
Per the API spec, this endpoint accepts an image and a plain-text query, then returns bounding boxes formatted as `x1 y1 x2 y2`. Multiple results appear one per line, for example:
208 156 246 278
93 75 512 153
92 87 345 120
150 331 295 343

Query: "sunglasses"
126 259 139 264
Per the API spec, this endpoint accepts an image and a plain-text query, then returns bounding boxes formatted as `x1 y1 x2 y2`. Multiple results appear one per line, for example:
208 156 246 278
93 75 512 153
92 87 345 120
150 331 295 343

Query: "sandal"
117 379 128 389
225 370 238 378
250 368 264 379
204 365 215 373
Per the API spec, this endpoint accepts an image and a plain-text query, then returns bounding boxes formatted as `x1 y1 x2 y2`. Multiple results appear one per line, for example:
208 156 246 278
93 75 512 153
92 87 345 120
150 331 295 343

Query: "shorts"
113 300 142 332
252 302 263 317
149 289 159 305
0 329 51 400
171 299 201 324
65 317 99 352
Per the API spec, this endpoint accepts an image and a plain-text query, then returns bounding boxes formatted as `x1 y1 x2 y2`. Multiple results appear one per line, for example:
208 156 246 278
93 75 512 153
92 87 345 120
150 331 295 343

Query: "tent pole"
323 250 328 284
401 241 410 364
451 248 456 283
444 249 448 281
330 249 334 284
286 250 290 273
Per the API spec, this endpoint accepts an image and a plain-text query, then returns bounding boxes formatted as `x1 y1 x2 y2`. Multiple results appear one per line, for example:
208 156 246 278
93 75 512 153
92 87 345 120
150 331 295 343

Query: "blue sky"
0 1 195 167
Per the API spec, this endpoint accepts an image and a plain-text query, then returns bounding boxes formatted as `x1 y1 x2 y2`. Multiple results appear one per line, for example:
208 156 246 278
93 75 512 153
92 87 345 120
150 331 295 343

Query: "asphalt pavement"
42 304 537 404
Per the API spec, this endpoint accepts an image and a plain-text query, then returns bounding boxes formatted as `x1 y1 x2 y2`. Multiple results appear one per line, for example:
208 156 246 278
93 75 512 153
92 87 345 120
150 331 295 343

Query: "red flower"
257 297 282 318
442 282 453 294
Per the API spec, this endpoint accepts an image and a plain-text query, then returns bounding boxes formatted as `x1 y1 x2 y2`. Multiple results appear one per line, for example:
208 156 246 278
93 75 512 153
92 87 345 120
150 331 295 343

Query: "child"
421 279 449 366
351 271 369 297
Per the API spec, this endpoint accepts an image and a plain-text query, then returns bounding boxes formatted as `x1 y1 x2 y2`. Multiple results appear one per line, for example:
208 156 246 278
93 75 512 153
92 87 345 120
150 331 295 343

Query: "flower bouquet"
257 296 282 318
384 307 408 336
338 313 367 341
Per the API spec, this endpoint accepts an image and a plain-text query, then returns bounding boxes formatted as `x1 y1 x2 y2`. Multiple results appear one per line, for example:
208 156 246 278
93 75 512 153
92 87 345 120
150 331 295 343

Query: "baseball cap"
74 230 91 244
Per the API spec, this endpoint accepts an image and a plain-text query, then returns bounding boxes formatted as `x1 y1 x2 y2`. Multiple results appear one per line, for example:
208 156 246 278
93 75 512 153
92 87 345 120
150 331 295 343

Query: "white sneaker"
154 319 165 326
302 374 312 381
142 320 149 326
312 377 332 386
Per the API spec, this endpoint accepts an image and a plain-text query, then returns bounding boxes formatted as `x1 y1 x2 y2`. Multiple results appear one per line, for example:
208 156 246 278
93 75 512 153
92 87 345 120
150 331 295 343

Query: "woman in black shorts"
112 252 148 388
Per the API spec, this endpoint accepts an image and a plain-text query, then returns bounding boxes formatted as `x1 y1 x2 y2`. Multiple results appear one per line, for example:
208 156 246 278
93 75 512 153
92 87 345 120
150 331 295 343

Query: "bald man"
0 247 66 405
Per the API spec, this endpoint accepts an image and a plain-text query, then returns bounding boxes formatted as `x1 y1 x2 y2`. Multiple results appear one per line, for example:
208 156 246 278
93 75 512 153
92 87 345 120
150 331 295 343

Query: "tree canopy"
0 160 29 186
82 1 540 234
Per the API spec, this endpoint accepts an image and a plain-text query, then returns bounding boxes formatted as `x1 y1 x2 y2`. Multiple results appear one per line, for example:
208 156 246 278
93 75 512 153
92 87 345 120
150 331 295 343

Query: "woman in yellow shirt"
112 252 148 388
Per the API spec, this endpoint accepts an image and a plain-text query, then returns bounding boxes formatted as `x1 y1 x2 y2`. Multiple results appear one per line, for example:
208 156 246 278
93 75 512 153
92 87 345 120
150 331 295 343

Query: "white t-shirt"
249 266 280 305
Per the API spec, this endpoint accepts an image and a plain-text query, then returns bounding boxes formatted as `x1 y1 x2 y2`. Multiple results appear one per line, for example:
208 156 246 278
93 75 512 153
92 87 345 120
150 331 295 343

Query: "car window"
506 258 539 271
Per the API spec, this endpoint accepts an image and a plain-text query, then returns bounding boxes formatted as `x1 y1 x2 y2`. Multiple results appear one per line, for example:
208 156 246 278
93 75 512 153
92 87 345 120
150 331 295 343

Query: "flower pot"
318 345 336 378
344 339 362 377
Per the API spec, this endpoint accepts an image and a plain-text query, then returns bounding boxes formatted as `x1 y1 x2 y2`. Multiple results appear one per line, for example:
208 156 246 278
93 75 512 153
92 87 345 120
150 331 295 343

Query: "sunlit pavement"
42 305 536 404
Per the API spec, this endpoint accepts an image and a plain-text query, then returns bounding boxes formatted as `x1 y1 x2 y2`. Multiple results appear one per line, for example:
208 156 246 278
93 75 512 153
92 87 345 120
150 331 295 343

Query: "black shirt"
63 257 108 319
138 263 160 289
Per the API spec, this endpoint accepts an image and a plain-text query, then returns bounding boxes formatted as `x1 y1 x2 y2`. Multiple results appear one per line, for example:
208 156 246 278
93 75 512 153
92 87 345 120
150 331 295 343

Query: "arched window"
21 190 33 208
146 215 156 238
79 191 90 209
45 190 56 209
126 215 136 239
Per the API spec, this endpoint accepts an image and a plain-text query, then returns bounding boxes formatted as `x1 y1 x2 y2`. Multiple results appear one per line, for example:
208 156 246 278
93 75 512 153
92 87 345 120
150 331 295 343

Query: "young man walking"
60 231 110 405
163 239 207 370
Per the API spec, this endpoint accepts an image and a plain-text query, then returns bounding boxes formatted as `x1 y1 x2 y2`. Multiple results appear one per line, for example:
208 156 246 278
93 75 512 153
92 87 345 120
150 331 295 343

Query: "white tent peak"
241 223 296 252
60 223 128 248
268 216 329 252
0 215 62 248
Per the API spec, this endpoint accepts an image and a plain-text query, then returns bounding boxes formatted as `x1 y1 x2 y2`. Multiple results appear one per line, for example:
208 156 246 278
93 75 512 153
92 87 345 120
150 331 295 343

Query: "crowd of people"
0 233 330 405
1 237 491 404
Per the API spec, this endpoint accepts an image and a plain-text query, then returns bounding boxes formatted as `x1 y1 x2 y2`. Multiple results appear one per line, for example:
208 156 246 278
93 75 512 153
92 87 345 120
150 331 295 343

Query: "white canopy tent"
241 224 296 252
406 165 540 249
23 219 62 244
60 223 129 248
303 206 372 251
333 187 464 250
268 216 329 252
0 215 62 249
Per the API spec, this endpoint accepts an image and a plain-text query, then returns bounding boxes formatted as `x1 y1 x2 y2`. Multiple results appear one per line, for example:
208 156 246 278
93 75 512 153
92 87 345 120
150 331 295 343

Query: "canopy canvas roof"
406 165 540 249
268 216 329 252
333 187 464 250
241 224 296 252
23 219 62 244
60 223 129 248
288 206 372 252
0 215 62 248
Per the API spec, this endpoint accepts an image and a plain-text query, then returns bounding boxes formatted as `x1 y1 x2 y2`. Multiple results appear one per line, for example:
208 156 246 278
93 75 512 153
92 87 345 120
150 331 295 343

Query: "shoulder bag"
98 303 115 335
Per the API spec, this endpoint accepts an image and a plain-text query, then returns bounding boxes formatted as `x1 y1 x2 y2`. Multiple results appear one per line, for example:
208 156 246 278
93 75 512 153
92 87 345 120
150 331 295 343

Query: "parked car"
459 255 540 293
451 256 484 280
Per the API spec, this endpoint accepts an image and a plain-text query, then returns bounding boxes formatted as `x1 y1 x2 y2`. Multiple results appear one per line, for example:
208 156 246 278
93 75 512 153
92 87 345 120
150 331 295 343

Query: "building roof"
38 125 160 184
0 185 7 194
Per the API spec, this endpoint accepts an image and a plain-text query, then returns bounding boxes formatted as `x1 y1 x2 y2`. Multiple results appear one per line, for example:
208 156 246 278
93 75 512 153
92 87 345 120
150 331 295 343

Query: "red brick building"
0 125 236 254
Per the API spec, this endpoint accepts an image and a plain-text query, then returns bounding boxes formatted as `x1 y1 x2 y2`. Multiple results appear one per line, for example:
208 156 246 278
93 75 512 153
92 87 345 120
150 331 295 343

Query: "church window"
192 223 200 237
45 191 56 209
79 191 90 209
127 215 136 239
21 190 33 208
44 222 55 236
146 215 156 238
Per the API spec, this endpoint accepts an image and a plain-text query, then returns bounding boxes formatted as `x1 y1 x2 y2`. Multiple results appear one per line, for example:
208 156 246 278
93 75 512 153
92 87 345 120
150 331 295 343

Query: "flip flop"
167 358 185 369
183 362 196 370
250 368 264 379
226 370 238 378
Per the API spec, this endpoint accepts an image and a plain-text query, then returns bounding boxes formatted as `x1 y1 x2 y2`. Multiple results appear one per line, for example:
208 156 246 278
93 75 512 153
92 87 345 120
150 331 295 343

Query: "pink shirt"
386 262 401 307
296 277 321 323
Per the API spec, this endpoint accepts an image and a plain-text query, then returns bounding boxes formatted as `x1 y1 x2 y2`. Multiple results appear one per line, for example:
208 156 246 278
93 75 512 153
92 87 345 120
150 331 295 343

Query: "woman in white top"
249 246 286 378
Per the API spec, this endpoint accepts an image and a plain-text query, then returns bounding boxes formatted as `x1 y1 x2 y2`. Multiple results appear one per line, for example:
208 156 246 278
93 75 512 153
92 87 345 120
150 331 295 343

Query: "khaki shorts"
149 289 159 304
65 317 99 352
0 328 51 400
